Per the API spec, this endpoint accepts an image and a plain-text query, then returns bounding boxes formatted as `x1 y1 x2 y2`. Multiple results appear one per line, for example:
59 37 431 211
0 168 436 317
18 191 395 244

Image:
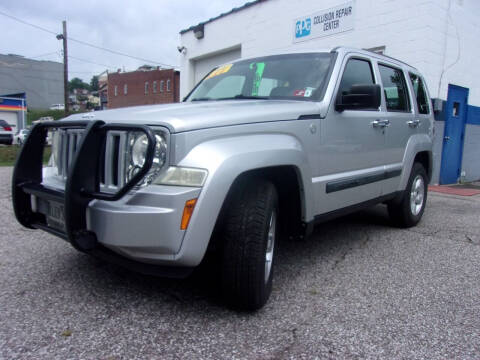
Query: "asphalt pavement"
1 166 479 359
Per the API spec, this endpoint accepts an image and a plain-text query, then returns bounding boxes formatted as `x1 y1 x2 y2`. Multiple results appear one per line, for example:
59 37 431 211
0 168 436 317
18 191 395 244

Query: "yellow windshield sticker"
206 64 233 79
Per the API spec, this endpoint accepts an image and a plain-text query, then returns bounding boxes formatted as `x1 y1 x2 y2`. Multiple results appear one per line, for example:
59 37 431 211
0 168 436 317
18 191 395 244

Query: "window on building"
124 84 128 95
160 80 164 92
167 79 171 92
378 65 410 112
145 82 149 95
153 81 157 93
114 85 118 97
337 58 375 98
409 73 430 114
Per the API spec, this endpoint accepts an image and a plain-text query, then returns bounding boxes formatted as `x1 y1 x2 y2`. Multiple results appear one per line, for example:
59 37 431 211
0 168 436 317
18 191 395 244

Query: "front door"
316 56 384 214
440 84 469 184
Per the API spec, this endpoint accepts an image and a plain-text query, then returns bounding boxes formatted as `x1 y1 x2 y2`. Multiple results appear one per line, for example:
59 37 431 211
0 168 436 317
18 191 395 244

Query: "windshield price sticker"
293 1 355 43
206 64 233 79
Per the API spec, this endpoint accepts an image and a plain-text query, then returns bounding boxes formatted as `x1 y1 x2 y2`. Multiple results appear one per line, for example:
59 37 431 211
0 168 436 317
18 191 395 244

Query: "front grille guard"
12 120 157 251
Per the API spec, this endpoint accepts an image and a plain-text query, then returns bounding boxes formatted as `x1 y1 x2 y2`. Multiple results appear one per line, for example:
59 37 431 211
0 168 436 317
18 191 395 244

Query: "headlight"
154 167 208 187
125 131 167 186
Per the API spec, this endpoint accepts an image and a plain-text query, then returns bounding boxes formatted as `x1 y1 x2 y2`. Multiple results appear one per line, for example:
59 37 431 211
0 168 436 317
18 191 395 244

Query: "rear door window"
378 65 410 112
409 73 430 114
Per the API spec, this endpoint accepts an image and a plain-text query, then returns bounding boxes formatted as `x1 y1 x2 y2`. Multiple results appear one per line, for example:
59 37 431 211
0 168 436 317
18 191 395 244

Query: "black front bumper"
11 120 193 277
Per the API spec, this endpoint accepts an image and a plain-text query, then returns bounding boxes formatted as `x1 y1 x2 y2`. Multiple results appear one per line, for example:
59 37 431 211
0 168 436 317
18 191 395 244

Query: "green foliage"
26 109 67 125
0 145 51 166
68 77 90 92
90 75 99 92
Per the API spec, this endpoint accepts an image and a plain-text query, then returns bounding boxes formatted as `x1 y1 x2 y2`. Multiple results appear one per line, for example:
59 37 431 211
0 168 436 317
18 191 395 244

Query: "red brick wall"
107 69 180 109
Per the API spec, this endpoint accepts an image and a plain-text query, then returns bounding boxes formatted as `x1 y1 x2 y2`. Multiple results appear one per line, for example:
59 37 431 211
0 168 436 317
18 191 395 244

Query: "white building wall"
180 0 480 104
435 0 480 106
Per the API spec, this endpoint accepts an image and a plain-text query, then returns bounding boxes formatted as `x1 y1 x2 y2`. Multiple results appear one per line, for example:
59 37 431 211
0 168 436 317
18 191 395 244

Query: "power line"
67 36 175 68
29 51 60 59
0 9 176 68
0 9 57 35
68 55 112 68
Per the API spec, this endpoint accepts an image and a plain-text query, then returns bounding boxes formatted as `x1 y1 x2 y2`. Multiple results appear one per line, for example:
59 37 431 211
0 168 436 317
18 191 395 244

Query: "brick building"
107 68 180 109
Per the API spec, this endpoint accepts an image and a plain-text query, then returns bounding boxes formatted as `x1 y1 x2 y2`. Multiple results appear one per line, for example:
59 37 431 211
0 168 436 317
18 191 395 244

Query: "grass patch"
0 145 51 167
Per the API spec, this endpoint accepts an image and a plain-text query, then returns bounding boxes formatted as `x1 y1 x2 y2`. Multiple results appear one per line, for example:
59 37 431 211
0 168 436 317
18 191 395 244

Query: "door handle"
444 136 450 141
407 119 421 127
371 119 390 128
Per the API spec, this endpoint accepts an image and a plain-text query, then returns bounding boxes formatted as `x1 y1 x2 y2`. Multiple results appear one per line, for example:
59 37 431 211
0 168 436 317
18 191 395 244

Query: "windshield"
185 53 334 102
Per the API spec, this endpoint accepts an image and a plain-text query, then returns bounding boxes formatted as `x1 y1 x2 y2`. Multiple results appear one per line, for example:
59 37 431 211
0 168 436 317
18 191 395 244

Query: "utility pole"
57 20 69 114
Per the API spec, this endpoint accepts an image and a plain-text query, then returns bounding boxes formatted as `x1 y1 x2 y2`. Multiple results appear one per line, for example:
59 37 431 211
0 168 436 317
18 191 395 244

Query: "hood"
66 100 321 133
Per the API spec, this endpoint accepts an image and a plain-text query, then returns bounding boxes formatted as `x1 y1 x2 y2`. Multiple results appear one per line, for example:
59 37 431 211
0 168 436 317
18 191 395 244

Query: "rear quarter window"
409 73 430 114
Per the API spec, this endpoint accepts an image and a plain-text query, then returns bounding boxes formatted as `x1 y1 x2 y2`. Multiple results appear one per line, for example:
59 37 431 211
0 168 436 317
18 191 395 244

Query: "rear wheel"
220 179 278 310
388 162 428 228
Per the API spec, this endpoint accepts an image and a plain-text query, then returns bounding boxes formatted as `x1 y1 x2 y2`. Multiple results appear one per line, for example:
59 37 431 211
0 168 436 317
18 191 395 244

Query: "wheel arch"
174 133 314 266
219 165 306 240
399 134 433 190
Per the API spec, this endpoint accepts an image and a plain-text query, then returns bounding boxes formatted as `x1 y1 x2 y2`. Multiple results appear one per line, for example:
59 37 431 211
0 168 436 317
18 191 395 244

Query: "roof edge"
180 0 266 34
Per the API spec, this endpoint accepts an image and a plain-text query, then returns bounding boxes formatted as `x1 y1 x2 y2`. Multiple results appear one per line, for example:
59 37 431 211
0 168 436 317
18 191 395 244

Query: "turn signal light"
181 199 197 230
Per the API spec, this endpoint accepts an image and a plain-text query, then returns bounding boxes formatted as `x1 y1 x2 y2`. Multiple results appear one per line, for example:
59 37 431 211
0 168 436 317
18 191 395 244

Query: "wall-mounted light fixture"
193 24 204 39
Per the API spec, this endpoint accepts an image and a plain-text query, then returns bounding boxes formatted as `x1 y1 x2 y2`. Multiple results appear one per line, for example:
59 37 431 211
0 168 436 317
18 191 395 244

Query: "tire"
388 162 428 228
220 178 278 310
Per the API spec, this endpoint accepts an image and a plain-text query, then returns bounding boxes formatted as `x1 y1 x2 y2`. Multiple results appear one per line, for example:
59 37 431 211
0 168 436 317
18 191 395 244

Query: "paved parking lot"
1 166 479 359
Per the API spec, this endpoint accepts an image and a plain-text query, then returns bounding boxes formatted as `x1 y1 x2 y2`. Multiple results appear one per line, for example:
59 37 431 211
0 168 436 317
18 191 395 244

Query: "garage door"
193 48 241 85
0 111 19 130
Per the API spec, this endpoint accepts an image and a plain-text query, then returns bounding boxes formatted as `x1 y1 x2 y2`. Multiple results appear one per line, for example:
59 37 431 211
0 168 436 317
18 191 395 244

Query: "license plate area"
36 197 66 232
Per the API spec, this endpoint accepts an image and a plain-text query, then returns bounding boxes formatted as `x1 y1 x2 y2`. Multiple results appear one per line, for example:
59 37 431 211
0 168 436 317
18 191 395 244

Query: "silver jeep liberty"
12 47 433 310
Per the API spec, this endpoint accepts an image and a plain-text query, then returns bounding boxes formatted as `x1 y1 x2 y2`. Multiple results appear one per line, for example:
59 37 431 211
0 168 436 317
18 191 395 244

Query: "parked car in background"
0 120 13 145
14 129 30 145
49 104 65 110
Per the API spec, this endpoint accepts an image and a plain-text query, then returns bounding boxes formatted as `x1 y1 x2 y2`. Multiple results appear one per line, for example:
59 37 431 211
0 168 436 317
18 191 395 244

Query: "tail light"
3 126 12 131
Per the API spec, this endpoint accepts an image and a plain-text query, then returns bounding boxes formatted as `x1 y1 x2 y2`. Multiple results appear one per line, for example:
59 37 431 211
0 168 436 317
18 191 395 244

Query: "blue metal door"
440 84 469 184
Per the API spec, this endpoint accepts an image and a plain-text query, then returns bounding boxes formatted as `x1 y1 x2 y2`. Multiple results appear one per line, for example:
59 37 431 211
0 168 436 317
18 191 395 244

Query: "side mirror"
335 84 381 112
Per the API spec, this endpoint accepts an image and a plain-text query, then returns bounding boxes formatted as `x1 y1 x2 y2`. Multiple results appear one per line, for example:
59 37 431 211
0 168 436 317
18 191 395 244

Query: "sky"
0 0 249 83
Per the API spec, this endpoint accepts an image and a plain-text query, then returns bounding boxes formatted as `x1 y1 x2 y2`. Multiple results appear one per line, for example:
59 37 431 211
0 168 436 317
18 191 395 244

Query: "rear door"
376 63 416 194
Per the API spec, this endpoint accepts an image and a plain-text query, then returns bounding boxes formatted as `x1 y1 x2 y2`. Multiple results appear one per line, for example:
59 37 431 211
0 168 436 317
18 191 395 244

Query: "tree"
68 77 89 92
90 75 99 92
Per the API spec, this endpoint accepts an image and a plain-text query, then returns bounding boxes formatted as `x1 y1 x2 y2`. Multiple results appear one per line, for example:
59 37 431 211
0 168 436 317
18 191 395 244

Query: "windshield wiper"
191 97 213 101
217 95 270 100
191 95 270 101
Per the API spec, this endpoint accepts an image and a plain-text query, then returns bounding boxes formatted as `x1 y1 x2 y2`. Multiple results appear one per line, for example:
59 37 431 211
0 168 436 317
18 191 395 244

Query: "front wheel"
388 162 428 228
220 179 278 310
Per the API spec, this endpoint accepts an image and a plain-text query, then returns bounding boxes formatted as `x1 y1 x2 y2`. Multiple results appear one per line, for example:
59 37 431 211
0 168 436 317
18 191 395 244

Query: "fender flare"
172 133 313 266
398 134 433 191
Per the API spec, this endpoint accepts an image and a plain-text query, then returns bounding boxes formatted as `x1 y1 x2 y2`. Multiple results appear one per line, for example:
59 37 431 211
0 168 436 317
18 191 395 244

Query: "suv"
0 120 14 145
12 48 433 310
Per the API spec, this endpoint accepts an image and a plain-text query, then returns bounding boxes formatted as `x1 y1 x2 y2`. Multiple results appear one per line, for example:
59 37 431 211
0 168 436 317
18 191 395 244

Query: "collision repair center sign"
294 1 355 42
